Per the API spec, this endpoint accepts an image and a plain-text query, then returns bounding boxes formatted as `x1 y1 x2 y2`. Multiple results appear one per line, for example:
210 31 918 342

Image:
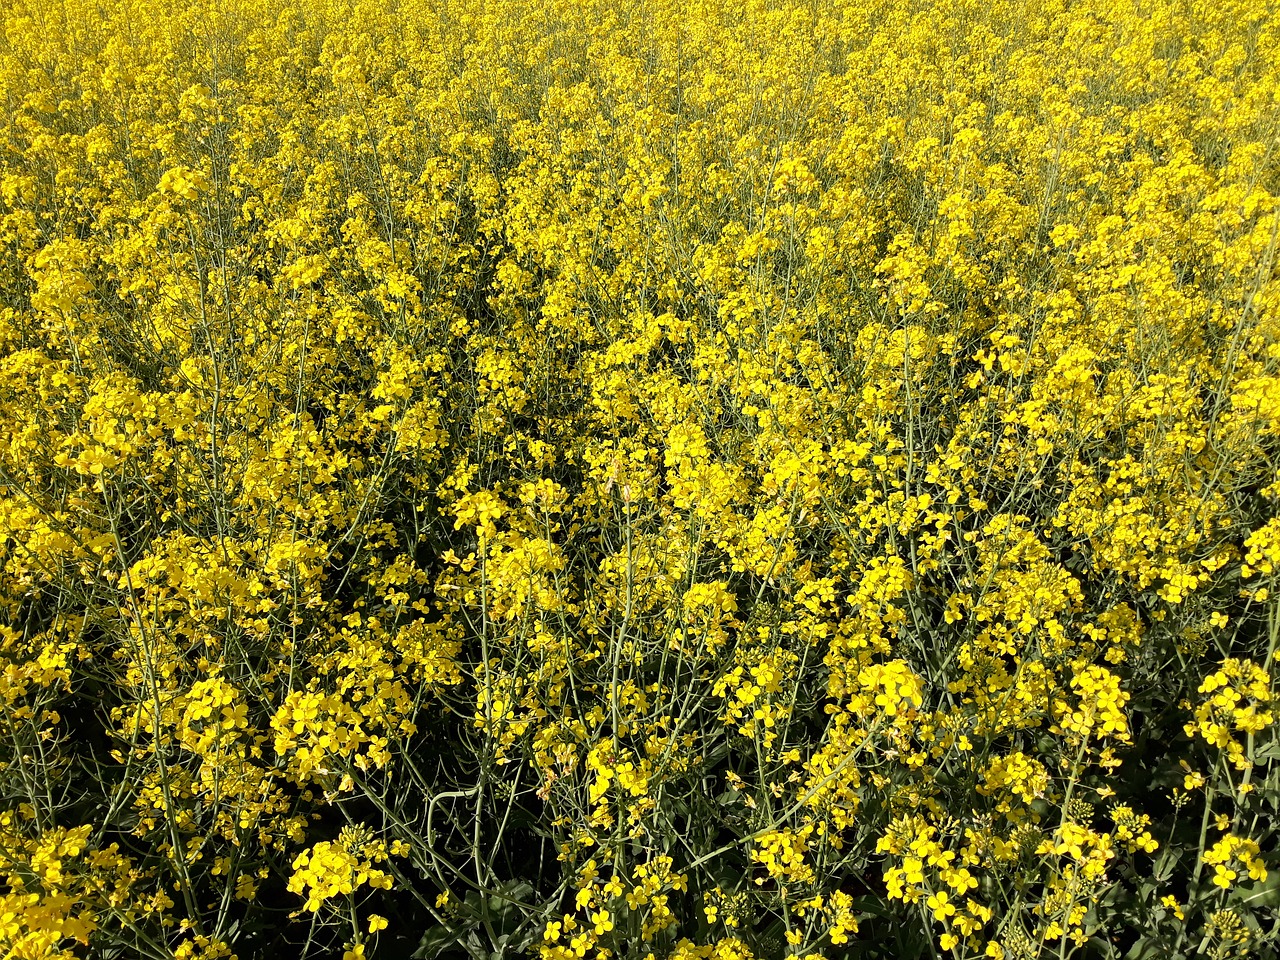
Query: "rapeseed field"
1 0 1278 957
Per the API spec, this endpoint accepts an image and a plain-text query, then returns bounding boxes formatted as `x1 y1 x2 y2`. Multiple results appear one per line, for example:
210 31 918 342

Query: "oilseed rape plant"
0 0 1278 957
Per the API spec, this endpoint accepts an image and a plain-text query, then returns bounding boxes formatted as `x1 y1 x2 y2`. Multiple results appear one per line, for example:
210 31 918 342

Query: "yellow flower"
591 909 614 935
927 890 956 921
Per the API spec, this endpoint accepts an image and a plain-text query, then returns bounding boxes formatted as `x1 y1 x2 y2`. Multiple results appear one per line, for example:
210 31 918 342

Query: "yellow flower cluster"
542 856 688 957
286 830 394 913
0 0 1278 956
751 828 816 887
1202 835 1267 891
1185 659 1276 768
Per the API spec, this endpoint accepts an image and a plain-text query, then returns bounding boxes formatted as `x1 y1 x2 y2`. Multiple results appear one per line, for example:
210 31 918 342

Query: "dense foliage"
1 0 1279 957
